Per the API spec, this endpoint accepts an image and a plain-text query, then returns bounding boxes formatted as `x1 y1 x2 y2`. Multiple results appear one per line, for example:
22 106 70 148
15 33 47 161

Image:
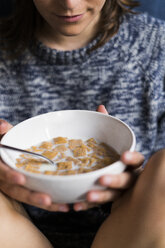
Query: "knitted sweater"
0 13 165 248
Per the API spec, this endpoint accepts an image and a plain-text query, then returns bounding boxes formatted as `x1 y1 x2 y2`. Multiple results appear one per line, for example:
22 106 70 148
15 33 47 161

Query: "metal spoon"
0 143 55 166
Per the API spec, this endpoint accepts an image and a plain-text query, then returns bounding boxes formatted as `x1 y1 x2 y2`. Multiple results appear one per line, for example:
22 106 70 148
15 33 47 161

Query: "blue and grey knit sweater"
0 13 165 248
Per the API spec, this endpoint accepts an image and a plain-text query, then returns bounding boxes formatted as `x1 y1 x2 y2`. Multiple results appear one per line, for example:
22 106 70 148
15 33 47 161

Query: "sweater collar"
30 16 127 65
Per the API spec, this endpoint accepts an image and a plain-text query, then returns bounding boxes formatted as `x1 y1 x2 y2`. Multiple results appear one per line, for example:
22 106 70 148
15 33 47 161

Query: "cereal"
54 137 68 144
54 145 67 152
57 161 72 170
87 157 96 167
16 137 120 175
86 138 97 148
66 156 80 165
39 142 53 150
58 152 66 159
30 146 42 152
69 139 83 149
16 160 26 168
79 157 90 166
44 171 59 175
25 164 41 173
73 146 87 157
59 170 77 175
42 150 58 160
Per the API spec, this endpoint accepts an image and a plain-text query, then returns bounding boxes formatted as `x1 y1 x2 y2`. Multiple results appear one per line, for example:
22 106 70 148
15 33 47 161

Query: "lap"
0 191 53 248
92 149 165 248
1 150 165 248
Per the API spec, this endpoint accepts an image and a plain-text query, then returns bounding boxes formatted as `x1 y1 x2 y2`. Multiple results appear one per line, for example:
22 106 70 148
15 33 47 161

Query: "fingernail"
102 176 112 186
37 197 51 206
0 120 5 127
0 120 4 131
74 204 84 211
58 205 69 212
43 197 51 206
124 151 133 160
90 193 99 202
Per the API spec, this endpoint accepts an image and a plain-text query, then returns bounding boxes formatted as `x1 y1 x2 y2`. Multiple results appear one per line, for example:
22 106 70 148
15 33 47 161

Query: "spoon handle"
0 143 54 166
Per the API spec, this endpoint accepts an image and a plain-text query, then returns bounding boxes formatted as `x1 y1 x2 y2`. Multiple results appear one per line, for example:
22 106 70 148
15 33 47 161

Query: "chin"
60 32 82 37
57 25 87 37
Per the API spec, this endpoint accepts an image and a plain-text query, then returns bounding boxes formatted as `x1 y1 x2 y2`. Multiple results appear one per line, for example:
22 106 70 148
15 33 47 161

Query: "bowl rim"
0 110 136 180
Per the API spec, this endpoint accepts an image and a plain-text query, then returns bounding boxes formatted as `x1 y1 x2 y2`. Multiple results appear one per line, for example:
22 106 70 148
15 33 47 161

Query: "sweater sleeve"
147 18 165 153
154 79 165 153
129 14 165 155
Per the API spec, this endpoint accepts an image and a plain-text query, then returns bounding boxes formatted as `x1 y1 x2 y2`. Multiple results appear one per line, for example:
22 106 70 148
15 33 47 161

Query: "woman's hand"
0 119 69 212
73 151 144 211
73 105 144 211
0 108 144 213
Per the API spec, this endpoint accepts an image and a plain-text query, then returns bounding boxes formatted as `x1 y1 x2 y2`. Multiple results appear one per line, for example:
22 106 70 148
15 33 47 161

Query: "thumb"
97 105 109 115
0 119 13 136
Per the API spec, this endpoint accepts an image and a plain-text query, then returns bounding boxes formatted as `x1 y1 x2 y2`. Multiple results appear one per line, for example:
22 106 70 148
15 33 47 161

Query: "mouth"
56 14 84 23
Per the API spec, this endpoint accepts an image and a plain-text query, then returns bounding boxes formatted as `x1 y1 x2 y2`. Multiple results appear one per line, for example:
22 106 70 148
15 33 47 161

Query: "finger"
0 160 69 212
0 179 70 212
0 182 52 208
121 151 144 167
86 189 121 203
73 201 98 211
0 119 13 136
97 105 109 114
99 171 136 189
48 203 70 212
0 160 26 185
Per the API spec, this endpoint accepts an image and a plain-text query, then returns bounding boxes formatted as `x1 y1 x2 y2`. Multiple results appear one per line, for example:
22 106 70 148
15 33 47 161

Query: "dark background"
0 0 164 20
0 0 12 16
138 0 165 20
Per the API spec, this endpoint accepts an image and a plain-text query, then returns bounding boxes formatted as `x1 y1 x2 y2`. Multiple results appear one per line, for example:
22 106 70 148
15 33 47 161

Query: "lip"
56 14 84 23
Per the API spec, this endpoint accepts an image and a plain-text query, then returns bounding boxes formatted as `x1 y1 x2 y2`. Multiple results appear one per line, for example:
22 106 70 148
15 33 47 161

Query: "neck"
37 16 100 51
38 31 95 51
39 35 95 51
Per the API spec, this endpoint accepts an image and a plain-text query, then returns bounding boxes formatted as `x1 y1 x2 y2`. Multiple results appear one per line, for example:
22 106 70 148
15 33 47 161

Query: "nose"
58 0 81 10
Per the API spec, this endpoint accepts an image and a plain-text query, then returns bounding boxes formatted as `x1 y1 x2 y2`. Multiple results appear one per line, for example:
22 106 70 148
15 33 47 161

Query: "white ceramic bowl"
0 110 136 203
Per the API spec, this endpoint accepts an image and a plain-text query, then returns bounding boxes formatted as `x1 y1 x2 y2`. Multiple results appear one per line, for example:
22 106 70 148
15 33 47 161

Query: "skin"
0 142 165 248
0 105 144 212
92 150 165 248
33 0 106 50
0 1 144 211
1 1 164 247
